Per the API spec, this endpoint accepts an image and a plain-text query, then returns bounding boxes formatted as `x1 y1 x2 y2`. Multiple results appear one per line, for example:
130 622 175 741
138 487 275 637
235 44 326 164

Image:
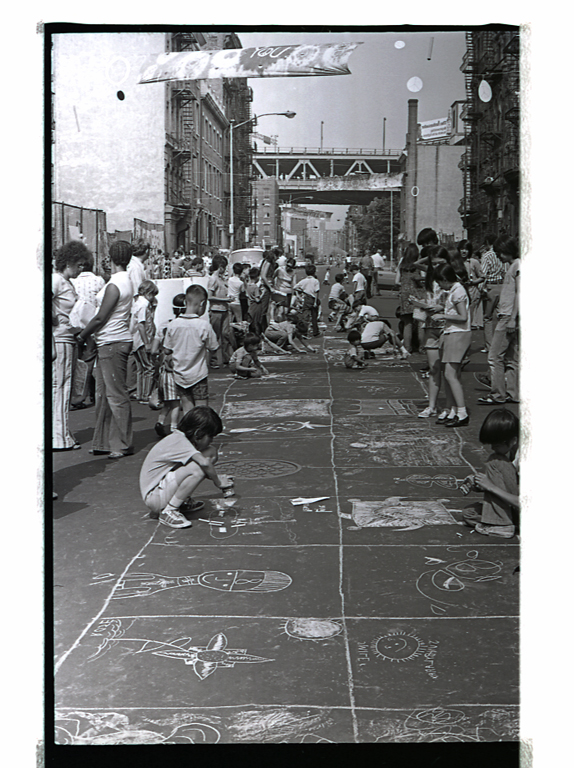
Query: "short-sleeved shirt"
52 273 78 343
139 429 201 499
480 249 506 284
164 314 219 387
443 282 470 333
71 271 105 303
352 272 367 293
361 320 391 344
498 259 519 317
229 346 254 369
294 276 320 298
358 305 379 319
127 256 146 296
274 267 295 295
208 273 229 312
130 295 150 351
227 275 245 303
329 282 347 301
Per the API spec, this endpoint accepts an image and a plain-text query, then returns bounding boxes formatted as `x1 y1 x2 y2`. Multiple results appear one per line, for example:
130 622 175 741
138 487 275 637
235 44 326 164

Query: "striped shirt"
480 249 506 284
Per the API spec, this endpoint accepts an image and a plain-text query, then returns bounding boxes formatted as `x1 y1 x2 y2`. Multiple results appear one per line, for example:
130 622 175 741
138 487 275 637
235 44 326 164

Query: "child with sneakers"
150 293 184 438
163 284 219 415
344 330 368 369
462 408 519 538
228 333 269 378
139 406 233 528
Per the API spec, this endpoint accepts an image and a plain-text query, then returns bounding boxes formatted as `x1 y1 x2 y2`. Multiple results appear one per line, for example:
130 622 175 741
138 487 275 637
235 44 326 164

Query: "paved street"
52 274 519 747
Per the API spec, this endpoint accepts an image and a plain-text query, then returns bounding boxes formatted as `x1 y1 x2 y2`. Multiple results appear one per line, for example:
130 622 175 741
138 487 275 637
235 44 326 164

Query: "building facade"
252 178 281 248
458 29 520 243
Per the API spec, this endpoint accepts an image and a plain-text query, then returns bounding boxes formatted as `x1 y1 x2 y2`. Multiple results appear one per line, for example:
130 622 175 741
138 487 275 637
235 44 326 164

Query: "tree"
347 196 400 255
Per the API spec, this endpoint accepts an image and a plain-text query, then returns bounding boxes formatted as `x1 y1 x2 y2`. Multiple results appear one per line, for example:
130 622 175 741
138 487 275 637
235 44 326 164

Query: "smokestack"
405 99 419 241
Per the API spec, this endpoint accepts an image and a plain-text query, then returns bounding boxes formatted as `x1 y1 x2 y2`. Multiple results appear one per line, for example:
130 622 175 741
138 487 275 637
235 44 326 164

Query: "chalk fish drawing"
351 498 460 530
111 569 292 599
416 550 504 615
133 632 273 679
222 399 330 419
55 710 221 744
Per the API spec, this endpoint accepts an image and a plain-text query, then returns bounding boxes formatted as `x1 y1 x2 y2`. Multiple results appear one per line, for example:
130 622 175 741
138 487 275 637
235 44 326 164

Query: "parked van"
229 247 264 269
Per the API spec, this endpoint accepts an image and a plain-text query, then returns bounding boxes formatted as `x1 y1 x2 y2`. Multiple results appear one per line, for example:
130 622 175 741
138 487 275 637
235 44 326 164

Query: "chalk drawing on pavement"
350 498 460 530
110 569 292 599
369 706 519 743
55 710 221 744
416 550 504 615
214 459 302 479
357 400 419 416
394 473 463 490
221 399 330 419
228 420 327 434
372 631 425 662
227 708 335 743
283 618 343 640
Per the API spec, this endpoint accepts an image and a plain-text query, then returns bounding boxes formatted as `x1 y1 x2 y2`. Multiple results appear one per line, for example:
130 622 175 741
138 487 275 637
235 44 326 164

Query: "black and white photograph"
8 15 565 766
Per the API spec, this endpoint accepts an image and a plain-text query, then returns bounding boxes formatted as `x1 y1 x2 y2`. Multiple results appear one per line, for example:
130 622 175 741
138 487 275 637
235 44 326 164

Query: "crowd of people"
52 229 519 538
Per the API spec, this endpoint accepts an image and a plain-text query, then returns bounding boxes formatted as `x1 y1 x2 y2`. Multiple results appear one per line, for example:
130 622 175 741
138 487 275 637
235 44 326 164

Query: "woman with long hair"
77 240 135 459
397 243 425 353
207 255 236 369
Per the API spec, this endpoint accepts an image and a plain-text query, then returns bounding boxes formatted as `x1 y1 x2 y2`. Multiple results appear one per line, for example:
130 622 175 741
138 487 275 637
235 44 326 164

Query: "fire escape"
458 29 520 242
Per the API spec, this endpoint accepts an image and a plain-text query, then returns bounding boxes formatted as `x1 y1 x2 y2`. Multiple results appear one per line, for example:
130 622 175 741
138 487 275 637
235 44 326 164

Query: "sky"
240 31 467 152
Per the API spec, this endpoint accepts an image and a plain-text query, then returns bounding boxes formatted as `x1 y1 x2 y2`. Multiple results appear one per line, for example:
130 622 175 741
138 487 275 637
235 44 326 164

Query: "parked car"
229 247 264 269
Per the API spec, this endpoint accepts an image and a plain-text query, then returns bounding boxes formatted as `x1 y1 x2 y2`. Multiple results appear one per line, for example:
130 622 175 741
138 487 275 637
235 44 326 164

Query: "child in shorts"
228 333 269 378
139 406 233 528
344 329 368 369
228 262 246 324
462 408 519 538
163 284 219 415
150 293 184 438
328 273 350 327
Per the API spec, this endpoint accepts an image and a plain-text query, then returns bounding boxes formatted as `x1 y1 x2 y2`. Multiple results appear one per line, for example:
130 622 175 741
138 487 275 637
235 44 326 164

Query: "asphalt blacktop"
49 272 520 761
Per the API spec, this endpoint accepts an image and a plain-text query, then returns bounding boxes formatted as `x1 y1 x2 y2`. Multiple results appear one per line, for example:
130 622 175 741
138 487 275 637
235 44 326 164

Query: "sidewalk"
52 287 519 746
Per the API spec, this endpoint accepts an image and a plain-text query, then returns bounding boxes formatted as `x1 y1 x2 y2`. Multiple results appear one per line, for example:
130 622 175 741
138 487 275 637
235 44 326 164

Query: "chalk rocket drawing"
221 399 330 419
110 569 292 599
350 498 460 530
133 632 273 679
416 550 504 615
55 710 221 744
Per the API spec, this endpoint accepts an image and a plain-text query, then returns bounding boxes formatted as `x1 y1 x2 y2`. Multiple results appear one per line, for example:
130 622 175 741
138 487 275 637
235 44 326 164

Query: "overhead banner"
138 43 362 83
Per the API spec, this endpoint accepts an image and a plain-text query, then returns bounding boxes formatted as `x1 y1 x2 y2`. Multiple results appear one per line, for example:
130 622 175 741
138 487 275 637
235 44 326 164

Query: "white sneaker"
418 406 437 418
159 507 192 528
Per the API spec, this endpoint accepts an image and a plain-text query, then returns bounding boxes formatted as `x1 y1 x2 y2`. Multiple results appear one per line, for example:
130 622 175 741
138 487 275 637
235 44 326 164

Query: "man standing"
371 250 385 296
127 239 151 296
359 251 375 299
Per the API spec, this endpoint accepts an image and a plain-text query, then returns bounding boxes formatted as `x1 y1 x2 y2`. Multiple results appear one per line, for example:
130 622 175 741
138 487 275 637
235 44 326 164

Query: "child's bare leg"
169 403 181 431
180 392 196 415
167 463 206 508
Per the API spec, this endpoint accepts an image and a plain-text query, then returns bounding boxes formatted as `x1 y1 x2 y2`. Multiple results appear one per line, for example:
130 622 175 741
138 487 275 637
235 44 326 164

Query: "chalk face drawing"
357 400 419 417
55 710 221 744
109 569 292 599
284 618 343 640
222 399 330 419
416 550 504 615
372 631 425 662
214 459 302 479
350 498 459 530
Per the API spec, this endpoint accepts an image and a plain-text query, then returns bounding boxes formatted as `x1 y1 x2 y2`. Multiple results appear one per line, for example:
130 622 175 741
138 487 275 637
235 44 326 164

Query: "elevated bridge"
252 146 404 205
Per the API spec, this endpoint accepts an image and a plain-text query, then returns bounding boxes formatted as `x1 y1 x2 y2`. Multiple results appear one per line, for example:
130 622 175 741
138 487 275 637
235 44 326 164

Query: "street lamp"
229 111 296 252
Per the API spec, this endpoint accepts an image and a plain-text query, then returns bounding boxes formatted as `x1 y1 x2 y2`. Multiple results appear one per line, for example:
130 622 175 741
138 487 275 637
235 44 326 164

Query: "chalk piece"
219 527 227 533
340 513 353 519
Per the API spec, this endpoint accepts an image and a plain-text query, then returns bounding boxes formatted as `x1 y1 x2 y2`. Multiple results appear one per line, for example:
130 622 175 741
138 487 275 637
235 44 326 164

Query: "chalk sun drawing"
55 710 221 744
372 631 425 662
111 569 292 599
283 618 343 640
351 498 459 530
416 550 504 615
